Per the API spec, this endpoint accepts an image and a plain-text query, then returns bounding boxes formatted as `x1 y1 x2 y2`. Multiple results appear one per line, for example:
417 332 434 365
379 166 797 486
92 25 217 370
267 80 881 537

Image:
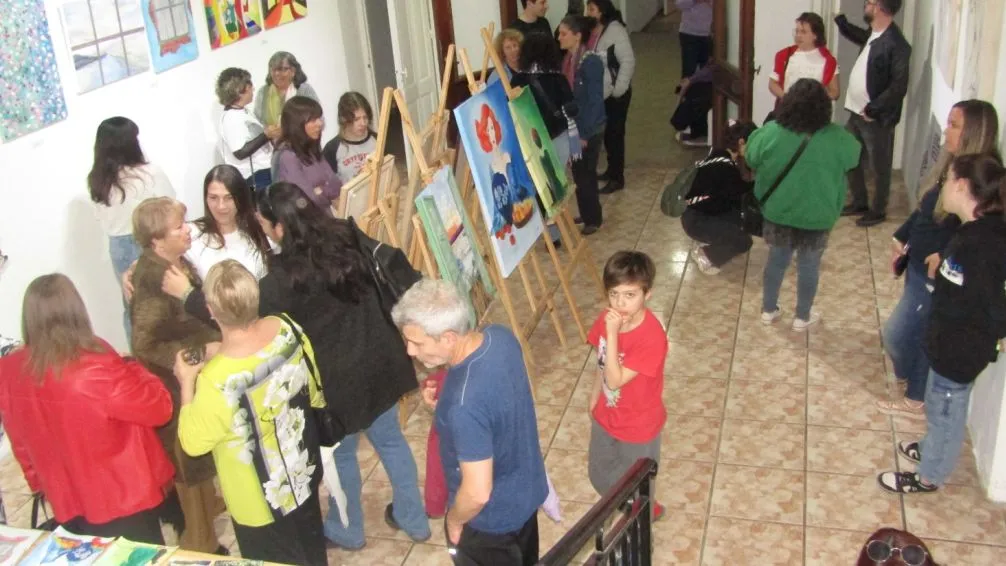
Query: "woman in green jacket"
745 79 861 331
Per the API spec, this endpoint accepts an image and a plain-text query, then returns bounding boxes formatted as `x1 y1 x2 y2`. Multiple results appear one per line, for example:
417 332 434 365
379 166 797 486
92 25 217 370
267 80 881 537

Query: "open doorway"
362 0 407 171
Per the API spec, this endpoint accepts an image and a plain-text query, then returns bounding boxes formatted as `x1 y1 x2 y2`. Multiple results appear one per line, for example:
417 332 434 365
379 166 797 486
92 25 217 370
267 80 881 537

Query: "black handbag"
276 313 340 447
351 221 421 320
741 134 811 237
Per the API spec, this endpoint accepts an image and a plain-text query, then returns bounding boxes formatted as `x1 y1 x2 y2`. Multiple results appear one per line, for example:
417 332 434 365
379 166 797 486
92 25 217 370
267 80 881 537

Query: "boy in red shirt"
587 251 668 519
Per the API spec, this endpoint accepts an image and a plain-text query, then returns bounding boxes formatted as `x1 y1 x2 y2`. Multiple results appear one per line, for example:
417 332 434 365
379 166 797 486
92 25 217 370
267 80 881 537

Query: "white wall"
751 0 813 124
0 0 352 351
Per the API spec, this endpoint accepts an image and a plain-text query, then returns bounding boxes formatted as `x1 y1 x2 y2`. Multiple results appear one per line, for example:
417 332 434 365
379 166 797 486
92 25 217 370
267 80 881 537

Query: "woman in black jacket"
681 121 757 274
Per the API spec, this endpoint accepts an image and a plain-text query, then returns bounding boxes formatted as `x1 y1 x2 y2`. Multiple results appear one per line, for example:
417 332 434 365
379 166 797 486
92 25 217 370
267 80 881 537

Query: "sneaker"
897 440 922 464
691 247 720 275
581 224 601 236
841 204 869 216
681 134 709 147
792 311 821 332
384 504 431 542
876 398 926 419
856 211 887 227
877 471 938 494
761 309 782 325
599 180 625 194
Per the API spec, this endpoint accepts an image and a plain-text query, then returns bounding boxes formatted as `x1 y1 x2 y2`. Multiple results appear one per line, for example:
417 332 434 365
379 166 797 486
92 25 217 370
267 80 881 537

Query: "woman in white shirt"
217 68 279 196
769 12 840 102
88 116 174 342
187 165 273 281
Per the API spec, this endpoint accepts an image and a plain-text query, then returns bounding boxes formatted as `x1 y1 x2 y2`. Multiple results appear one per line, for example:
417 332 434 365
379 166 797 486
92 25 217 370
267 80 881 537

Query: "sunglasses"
867 540 928 566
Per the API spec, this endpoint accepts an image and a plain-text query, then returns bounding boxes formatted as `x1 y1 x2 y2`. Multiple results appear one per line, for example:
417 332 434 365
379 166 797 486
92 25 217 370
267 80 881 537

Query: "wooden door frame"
710 0 756 147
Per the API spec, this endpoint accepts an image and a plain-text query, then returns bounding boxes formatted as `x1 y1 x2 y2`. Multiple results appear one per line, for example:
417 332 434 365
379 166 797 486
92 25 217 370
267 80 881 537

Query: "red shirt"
587 309 668 443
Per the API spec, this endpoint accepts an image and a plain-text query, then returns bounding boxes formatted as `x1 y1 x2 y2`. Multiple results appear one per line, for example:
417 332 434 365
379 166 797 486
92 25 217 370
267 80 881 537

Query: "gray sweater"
593 21 635 99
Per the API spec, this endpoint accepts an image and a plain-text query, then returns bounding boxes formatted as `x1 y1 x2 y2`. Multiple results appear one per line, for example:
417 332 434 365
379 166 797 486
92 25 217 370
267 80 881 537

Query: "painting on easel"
416 166 495 322
509 88 569 219
454 81 544 277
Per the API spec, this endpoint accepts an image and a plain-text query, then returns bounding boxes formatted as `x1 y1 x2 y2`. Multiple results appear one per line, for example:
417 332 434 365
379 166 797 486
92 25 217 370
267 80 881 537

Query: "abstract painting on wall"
261 0 307 29
454 80 544 277
141 0 199 73
416 165 495 323
1 0 68 142
509 88 569 219
204 0 264 50
61 0 151 93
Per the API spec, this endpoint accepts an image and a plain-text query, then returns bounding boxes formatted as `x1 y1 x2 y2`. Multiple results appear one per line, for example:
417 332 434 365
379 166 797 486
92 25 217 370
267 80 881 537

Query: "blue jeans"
762 245 824 320
882 264 933 401
918 370 973 486
323 404 429 548
109 234 141 346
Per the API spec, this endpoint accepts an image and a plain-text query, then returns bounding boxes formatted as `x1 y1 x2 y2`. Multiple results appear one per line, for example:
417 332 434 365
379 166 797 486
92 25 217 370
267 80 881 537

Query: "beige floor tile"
553 406 592 452
701 517 804 565
326 536 414 566
662 415 722 462
735 318 809 350
673 285 743 315
805 472 903 531
924 538 1006 565
526 339 592 371
536 404 567 450
570 368 595 408
710 465 804 524
807 383 891 431
730 345 807 384
651 512 706 565
663 377 728 418
903 484 1006 545
806 426 896 476
656 459 715 515
537 501 596 564
545 449 599 505
717 420 805 470
666 310 738 345
808 319 882 355
804 527 872 566
807 351 887 389
401 543 455 566
664 341 733 379
533 366 581 407
725 381 806 424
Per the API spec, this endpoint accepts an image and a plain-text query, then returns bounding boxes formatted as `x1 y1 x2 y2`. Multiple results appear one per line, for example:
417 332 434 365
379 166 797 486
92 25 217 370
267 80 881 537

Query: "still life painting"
141 0 199 72
204 0 263 50
0 0 68 141
19 527 114 566
509 88 569 219
454 80 544 277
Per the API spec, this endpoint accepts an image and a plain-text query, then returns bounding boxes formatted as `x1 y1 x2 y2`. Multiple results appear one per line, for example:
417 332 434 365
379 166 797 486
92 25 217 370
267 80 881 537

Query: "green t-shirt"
745 121 861 230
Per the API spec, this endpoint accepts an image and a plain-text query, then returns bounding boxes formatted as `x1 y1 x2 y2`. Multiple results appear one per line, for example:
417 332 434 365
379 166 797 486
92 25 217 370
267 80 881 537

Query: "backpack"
660 164 699 217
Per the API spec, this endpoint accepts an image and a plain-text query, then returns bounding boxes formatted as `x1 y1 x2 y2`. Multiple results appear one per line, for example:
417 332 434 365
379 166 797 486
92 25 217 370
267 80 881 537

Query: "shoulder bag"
276 313 340 447
351 220 421 320
741 134 811 237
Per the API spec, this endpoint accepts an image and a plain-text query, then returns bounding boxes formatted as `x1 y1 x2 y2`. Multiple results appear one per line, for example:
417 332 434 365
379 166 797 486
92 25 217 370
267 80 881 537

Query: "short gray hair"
391 279 472 337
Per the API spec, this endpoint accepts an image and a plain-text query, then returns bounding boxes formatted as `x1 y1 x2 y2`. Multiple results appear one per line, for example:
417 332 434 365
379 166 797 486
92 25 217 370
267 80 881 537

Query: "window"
60 0 150 93
150 0 192 54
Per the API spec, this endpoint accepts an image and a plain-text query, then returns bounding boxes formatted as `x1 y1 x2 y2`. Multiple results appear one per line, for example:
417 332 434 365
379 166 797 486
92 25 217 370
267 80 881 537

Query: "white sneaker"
761 309 781 325
792 311 821 332
691 248 720 275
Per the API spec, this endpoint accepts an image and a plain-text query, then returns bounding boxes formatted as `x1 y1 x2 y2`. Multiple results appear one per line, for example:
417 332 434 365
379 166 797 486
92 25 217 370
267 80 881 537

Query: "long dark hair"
774 78 832 135
195 165 272 257
87 117 147 206
280 96 324 165
560 15 597 42
588 0 625 26
257 182 369 300
950 152 1006 219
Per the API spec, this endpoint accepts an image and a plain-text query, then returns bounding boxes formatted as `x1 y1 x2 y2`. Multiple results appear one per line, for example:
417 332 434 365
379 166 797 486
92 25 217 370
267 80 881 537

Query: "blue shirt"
435 325 548 534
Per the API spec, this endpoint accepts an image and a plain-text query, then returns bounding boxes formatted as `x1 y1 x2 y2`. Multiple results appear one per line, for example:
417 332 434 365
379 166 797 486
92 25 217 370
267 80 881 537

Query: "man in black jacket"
835 0 911 227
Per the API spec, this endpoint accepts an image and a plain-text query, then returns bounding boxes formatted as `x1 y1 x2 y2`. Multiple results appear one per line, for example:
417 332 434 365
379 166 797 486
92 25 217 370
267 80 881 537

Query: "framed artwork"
416 165 495 323
18 527 113 566
204 0 263 50
935 0 963 89
0 525 45 565
454 80 544 277
141 0 199 73
0 0 68 142
509 88 569 219
261 0 307 29
60 0 150 93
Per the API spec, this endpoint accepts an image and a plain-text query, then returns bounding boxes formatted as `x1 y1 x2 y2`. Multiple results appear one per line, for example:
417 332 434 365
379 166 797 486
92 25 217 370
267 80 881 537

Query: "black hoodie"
924 212 1006 383
684 149 754 216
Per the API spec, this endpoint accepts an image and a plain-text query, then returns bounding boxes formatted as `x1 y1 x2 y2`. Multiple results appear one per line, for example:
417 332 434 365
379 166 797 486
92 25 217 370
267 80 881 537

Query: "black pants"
670 83 713 138
62 505 165 545
450 512 539 566
681 208 752 267
679 33 712 78
845 113 895 214
232 491 327 566
572 133 604 227
602 88 632 182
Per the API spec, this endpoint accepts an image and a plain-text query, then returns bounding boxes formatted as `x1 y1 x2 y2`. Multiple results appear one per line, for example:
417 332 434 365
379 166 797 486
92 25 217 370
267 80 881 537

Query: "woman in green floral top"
175 260 327 565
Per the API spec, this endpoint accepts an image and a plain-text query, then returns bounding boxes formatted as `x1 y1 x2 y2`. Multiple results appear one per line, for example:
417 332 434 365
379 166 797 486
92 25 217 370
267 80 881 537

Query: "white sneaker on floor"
792 311 821 332
761 309 781 325
691 248 720 275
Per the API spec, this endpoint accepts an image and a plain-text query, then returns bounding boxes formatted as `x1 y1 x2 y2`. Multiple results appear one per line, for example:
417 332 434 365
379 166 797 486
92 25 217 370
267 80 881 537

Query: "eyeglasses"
272 66 294 72
866 540 927 566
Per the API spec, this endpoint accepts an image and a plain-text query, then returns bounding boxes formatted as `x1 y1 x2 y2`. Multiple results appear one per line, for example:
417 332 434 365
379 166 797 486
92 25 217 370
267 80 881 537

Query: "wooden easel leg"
541 221 589 344
560 206 605 297
487 257 536 370
526 249 568 347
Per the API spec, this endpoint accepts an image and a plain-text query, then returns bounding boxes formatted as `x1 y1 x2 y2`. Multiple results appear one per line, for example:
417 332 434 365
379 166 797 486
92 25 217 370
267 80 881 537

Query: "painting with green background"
508 88 569 219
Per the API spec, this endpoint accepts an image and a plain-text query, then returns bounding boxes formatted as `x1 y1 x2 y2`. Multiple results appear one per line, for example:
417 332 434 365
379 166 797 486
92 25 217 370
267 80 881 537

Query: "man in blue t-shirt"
391 280 548 565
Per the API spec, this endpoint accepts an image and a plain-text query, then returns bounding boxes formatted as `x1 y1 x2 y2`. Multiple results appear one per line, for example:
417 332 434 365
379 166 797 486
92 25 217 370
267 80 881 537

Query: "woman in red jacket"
0 274 174 543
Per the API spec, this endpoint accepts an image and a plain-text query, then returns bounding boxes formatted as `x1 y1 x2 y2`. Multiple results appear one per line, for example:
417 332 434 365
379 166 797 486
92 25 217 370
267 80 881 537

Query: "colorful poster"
0 0 68 142
204 0 263 50
141 0 199 73
18 527 114 566
261 0 307 29
0 525 45 565
93 539 174 566
454 81 544 277
509 88 569 219
416 166 496 323
61 0 151 93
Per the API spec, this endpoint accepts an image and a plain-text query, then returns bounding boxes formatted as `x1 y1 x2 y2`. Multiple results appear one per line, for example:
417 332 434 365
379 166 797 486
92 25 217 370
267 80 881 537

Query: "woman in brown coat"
129 197 225 554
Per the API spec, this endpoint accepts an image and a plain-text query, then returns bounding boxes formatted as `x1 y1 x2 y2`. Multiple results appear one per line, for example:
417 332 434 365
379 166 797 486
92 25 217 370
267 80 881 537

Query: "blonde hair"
204 260 259 327
132 197 187 249
21 274 105 382
495 29 524 65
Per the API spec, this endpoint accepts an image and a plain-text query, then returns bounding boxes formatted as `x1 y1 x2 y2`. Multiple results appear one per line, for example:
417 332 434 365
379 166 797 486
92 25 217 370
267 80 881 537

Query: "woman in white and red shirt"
769 12 840 103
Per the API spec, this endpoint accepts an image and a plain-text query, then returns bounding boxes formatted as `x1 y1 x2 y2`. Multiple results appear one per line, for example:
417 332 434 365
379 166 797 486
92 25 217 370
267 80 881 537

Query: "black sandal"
877 471 938 494
898 441 921 464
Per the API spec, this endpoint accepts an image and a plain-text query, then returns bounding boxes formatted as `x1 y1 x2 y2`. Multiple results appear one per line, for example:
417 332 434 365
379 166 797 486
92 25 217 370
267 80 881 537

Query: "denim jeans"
324 404 429 548
108 234 141 345
918 370 973 486
845 113 895 214
882 264 933 402
762 244 824 320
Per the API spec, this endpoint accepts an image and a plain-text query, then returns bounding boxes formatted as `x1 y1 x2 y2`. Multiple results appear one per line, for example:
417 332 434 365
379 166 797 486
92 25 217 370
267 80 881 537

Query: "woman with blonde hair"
488 28 524 86
878 100 999 419
0 274 173 543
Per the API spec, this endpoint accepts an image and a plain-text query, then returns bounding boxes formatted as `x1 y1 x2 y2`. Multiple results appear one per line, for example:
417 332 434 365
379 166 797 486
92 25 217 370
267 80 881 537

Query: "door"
710 0 756 146
388 0 441 135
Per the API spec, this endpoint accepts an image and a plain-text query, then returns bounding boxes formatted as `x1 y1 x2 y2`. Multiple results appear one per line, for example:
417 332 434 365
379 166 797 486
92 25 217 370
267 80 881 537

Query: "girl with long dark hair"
272 97 341 212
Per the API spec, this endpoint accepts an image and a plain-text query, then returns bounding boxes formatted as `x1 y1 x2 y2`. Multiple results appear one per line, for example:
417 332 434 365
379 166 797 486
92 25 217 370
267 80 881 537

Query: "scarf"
264 85 285 128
